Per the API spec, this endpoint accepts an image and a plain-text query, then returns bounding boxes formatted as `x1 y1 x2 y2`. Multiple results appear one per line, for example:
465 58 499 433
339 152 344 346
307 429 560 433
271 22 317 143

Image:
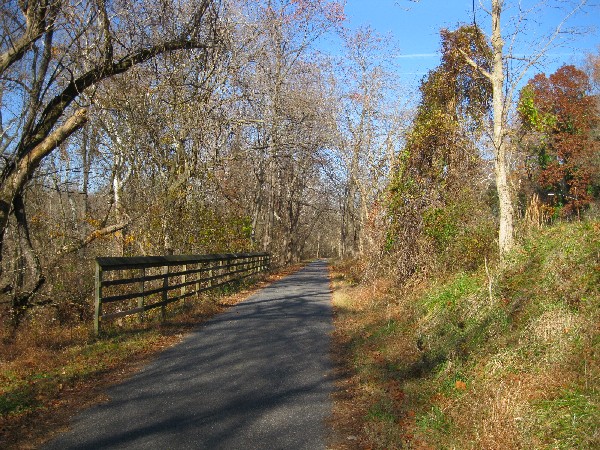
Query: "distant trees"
225 0 344 265
334 27 404 260
518 65 599 217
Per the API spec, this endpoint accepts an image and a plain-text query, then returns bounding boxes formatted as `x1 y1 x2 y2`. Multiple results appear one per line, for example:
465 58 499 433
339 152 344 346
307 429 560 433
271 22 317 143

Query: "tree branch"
96 0 113 68
0 0 58 75
9 108 88 194
458 47 492 81
506 0 588 107
54 220 130 259
21 38 211 158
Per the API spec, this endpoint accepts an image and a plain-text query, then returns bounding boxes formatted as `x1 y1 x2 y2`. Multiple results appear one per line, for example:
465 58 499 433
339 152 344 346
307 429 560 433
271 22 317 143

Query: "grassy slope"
331 220 599 449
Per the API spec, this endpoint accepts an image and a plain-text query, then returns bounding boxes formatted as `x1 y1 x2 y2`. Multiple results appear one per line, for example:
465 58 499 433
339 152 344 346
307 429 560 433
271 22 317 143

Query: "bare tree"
334 27 406 258
0 0 220 324
223 0 344 264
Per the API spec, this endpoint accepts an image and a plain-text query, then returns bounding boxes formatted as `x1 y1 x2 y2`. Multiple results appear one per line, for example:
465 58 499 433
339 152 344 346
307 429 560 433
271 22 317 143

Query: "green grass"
0 386 39 416
366 400 397 424
422 272 480 311
533 389 600 449
416 405 451 434
0 331 159 417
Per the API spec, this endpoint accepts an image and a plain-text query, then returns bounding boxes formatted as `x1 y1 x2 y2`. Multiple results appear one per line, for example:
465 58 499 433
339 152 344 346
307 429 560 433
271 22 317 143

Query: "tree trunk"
491 0 515 258
81 124 92 218
10 193 45 327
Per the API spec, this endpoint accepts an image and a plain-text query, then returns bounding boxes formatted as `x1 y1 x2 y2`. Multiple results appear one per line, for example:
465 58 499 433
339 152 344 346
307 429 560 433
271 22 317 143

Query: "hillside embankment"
330 220 599 449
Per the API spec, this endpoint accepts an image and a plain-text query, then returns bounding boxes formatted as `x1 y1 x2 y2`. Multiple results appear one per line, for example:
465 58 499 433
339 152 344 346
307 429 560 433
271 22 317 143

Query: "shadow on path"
43 260 333 450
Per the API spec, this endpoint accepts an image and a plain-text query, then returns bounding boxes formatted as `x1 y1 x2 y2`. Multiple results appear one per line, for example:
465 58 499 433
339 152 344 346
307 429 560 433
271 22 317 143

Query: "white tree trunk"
491 0 515 258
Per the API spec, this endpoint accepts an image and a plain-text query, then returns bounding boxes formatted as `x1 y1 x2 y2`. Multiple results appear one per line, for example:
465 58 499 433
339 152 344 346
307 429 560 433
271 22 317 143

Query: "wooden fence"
94 252 270 335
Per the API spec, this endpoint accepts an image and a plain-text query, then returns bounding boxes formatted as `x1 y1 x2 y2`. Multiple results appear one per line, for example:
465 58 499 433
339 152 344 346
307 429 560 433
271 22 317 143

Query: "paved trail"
44 260 333 450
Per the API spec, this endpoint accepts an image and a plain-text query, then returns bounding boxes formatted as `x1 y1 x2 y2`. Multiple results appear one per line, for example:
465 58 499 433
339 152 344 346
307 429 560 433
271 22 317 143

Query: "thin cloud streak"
394 53 439 58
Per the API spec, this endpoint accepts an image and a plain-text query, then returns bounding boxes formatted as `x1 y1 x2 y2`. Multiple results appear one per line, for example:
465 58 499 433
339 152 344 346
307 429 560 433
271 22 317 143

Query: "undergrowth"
331 219 599 449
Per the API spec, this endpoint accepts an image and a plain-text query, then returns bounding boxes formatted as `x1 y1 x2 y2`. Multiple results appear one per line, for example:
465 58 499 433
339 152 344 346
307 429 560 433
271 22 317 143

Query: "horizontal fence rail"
94 252 270 335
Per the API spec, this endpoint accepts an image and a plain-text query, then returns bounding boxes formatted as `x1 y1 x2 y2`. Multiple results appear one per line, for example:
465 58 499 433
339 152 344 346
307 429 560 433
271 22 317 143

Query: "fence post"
224 256 230 283
181 264 187 303
195 263 201 298
162 264 168 321
138 267 145 322
94 260 102 336
216 258 223 287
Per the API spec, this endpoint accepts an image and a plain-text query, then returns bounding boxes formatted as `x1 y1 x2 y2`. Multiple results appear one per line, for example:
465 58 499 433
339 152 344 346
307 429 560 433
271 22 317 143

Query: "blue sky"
341 0 600 88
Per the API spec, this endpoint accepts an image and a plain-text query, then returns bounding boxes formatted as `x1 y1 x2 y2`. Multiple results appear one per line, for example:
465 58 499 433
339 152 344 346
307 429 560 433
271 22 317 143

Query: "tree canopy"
519 64 600 216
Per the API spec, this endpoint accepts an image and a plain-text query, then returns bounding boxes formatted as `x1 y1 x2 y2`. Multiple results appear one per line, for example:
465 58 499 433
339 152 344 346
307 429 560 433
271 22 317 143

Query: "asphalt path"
44 260 333 450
